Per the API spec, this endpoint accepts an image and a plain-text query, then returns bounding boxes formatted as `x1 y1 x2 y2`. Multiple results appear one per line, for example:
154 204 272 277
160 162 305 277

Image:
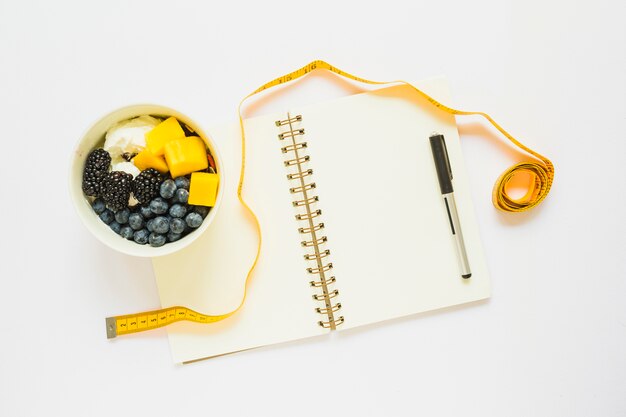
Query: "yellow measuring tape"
105 60 554 338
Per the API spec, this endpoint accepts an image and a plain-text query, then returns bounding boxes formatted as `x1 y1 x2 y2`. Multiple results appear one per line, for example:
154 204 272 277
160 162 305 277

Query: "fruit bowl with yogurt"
69 104 223 257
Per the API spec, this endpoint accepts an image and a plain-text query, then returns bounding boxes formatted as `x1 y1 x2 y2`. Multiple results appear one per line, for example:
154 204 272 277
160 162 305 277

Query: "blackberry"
82 149 111 197
101 171 133 211
133 169 163 205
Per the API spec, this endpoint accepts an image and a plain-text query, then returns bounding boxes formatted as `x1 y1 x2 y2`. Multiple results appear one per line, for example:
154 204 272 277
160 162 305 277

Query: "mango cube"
188 172 219 207
145 117 186 156
132 149 169 173
164 136 208 178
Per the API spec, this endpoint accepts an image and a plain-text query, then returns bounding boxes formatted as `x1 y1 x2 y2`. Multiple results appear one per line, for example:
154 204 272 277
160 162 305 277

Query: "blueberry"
120 226 134 240
193 206 210 218
133 229 149 245
185 212 203 229
92 198 106 214
128 212 144 230
169 204 187 218
149 233 166 247
170 218 186 234
146 218 155 233
114 208 130 224
139 205 154 219
167 232 182 242
174 176 190 190
99 209 114 225
109 221 122 234
150 197 169 214
160 179 177 199
152 216 170 234
173 188 189 204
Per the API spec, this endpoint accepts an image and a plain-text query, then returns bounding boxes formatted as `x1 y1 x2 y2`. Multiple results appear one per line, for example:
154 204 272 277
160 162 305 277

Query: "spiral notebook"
152 77 491 363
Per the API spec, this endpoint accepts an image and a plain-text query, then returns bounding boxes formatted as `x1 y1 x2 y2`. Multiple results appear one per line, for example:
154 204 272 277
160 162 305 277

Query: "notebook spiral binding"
276 113 344 330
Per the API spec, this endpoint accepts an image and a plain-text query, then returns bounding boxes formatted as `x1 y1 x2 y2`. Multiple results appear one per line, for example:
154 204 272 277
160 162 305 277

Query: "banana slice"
112 161 141 178
104 115 161 164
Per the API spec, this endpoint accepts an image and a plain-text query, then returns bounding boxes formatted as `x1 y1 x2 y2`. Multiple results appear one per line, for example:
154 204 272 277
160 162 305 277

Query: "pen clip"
441 136 453 180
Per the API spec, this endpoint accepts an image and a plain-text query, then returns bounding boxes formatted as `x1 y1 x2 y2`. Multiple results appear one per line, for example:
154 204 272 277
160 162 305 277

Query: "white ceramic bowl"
69 104 224 257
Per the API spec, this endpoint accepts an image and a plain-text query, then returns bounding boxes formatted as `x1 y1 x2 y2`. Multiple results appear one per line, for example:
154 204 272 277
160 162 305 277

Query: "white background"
1 0 624 416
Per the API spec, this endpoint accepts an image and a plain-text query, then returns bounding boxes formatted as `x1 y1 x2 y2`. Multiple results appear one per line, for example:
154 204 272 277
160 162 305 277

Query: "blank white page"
291 79 491 330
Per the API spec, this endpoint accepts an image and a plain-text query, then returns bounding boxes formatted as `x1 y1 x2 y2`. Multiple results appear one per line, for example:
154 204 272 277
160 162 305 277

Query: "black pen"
429 133 471 279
